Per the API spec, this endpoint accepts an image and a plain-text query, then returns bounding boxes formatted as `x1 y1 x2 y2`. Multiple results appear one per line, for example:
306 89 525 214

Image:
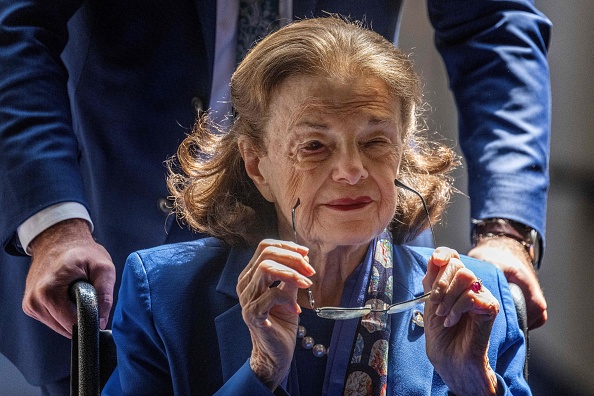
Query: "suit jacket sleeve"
428 0 552 244
103 250 284 395
103 252 174 395
0 0 87 252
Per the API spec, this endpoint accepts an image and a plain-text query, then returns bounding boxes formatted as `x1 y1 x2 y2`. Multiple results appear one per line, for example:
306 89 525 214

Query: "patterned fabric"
236 0 280 64
343 230 394 396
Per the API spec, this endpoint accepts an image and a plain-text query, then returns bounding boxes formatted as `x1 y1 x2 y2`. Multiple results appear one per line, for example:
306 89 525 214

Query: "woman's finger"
239 239 310 278
425 253 464 305
238 240 313 293
423 247 460 291
443 285 500 328
250 258 313 291
238 258 312 317
242 283 301 328
433 265 476 318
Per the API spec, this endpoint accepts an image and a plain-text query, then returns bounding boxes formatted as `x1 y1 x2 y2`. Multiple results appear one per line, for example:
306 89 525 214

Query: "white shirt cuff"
17 202 94 255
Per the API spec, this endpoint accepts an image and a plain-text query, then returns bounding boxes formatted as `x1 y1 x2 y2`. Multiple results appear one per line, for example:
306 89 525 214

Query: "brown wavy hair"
167 16 459 246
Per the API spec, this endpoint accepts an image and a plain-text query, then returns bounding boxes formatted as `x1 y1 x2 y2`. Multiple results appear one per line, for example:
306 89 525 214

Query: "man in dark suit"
0 1 551 393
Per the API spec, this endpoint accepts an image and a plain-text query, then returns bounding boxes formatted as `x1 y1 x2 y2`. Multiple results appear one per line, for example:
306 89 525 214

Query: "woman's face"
245 74 403 248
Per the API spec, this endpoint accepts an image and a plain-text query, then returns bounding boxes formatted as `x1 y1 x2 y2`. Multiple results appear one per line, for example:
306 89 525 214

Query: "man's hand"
23 219 116 338
468 236 547 329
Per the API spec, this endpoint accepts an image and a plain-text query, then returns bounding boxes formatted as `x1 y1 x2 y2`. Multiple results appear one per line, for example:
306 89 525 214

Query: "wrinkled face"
244 74 403 248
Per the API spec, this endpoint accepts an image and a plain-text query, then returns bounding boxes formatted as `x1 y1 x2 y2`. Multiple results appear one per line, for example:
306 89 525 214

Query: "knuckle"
447 257 464 271
457 267 475 281
261 245 284 258
36 284 55 301
236 279 246 295
97 294 113 308
22 298 42 319
488 300 500 316
259 239 279 250
22 300 33 316
97 261 116 275
435 278 449 291
258 246 275 261
242 301 266 327
260 258 275 268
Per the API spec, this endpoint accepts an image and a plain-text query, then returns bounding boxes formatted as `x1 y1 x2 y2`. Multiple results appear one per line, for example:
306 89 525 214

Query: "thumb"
429 246 460 267
423 247 460 292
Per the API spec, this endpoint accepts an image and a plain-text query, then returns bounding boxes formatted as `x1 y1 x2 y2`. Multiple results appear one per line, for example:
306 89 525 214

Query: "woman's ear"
238 139 274 202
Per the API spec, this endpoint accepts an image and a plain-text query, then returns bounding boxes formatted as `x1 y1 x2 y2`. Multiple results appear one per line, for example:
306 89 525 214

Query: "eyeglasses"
291 179 435 320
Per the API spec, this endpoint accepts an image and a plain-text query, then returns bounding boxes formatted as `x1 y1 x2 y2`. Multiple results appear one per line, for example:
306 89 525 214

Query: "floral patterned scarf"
343 229 393 396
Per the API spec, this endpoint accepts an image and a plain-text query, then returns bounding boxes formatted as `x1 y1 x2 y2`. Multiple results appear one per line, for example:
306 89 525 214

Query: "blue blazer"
103 238 530 395
0 0 550 386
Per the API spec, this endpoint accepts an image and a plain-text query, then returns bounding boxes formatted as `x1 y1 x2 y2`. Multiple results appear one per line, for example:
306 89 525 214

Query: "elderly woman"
103 17 529 396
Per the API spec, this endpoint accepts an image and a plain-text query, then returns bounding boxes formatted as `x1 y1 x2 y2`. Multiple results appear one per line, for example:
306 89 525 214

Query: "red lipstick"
325 197 372 211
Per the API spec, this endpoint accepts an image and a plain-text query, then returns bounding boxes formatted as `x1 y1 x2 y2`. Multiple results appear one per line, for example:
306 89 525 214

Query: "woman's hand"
423 247 500 396
236 239 315 390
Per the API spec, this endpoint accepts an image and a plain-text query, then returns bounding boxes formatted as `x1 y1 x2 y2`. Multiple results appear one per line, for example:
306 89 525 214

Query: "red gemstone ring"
471 278 483 293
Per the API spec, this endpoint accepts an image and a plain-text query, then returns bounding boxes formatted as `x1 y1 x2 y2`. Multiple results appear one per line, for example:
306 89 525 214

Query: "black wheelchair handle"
69 279 100 396
508 282 529 380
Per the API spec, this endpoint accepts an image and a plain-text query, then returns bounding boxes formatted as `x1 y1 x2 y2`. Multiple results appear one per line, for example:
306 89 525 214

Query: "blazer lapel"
215 304 253 382
215 245 256 381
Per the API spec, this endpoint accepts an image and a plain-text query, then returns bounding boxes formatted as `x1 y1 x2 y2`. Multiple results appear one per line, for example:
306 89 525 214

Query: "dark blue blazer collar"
215 245 257 381
216 244 255 298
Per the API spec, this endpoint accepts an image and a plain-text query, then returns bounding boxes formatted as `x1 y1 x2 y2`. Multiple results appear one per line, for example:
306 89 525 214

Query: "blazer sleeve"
104 249 286 395
103 252 174 395
0 0 87 252
427 0 552 244
492 268 532 396
215 360 289 396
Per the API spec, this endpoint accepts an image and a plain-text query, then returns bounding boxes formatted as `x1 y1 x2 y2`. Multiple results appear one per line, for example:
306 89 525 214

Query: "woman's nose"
331 147 368 184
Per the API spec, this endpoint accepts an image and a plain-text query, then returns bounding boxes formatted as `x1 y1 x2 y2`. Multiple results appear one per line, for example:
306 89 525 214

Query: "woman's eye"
302 141 325 152
295 140 329 165
362 138 396 158
364 138 390 148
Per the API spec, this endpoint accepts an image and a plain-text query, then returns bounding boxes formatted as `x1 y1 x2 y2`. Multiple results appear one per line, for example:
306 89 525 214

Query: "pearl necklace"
297 325 328 358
